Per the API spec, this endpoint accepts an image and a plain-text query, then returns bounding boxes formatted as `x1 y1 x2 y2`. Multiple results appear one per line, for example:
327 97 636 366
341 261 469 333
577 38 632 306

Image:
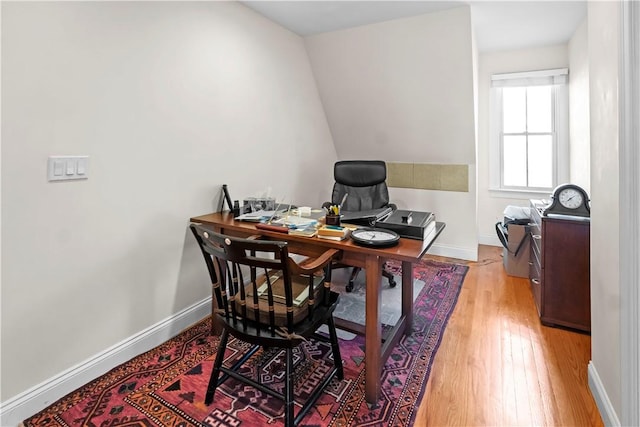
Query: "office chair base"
345 267 396 292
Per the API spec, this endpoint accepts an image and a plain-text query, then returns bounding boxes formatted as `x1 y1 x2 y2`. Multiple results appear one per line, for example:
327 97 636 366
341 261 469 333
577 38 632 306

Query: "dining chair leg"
327 316 344 379
285 347 294 427
205 329 229 405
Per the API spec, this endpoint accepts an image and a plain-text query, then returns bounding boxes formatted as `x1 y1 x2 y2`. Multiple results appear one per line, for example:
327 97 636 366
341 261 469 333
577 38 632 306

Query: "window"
490 68 569 194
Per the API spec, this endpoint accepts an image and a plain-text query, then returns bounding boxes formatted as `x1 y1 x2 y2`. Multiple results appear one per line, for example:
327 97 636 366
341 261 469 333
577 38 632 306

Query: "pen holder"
325 214 341 226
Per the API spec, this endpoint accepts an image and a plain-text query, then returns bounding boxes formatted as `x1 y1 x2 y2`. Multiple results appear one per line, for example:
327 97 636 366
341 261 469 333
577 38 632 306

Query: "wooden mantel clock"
543 184 590 217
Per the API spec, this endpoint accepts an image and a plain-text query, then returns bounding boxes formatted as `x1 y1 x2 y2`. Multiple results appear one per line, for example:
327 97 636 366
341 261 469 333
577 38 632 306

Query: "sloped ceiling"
304 6 476 163
242 1 587 52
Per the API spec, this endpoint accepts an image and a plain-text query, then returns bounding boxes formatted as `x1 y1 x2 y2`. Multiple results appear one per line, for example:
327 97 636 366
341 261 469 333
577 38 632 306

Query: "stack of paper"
272 215 318 228
235 210 282 222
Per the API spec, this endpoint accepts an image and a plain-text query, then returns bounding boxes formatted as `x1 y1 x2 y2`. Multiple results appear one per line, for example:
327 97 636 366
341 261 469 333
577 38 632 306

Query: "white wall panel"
305 7 478 258
0 1 336 402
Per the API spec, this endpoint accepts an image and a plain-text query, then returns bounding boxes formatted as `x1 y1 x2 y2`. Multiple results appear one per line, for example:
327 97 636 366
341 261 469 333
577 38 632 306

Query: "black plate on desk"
350 228 400 247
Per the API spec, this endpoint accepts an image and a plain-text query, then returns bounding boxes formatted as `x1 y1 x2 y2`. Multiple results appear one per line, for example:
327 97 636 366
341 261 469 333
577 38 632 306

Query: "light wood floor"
414 245 603 426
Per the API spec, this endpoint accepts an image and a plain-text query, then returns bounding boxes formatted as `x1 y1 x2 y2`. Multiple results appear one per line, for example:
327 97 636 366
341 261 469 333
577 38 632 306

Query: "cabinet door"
542 219 590 331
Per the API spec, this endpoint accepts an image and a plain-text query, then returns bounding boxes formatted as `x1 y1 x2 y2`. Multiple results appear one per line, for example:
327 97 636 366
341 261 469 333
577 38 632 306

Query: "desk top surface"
190 211 445 262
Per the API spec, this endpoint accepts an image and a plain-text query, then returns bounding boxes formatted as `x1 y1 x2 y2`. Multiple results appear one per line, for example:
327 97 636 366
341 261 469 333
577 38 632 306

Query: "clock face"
558 188 584 209
351 228 400 247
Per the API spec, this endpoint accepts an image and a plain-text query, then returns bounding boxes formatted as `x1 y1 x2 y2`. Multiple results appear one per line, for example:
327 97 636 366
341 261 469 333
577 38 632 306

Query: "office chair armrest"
287 248 340 276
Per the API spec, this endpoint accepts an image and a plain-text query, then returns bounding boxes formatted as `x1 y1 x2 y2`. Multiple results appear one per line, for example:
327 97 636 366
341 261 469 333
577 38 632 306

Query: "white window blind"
491 68 569 87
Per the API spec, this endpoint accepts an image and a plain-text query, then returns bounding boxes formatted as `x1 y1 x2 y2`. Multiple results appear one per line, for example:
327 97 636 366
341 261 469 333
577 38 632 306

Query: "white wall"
569 19 591 192
618 3 640 424
588 0 621 419
0 1 336 401
476 44 569 245
304 7 478 260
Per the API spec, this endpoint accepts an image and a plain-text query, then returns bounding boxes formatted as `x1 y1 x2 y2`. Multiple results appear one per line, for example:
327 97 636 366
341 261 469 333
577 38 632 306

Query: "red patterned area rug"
22 259 468 427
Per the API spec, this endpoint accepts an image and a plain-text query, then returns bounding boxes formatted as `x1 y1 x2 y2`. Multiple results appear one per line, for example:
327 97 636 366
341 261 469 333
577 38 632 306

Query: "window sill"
489 188 551 200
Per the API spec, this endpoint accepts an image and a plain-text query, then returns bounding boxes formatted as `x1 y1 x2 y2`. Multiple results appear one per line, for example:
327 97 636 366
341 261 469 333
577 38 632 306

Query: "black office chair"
323 160 397 292
190 224 344 427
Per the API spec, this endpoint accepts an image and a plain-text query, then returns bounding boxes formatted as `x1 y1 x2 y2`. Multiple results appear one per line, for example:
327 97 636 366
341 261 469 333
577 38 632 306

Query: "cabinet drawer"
529 201 543 256
530 233 542 268
529 258 542 315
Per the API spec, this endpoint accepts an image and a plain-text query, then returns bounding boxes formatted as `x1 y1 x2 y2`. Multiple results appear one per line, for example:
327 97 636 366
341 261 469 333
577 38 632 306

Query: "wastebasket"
496 206 531 278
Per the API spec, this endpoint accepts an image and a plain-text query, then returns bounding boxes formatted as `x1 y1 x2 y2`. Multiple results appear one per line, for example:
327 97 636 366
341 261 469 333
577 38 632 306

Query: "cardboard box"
502 221 530 278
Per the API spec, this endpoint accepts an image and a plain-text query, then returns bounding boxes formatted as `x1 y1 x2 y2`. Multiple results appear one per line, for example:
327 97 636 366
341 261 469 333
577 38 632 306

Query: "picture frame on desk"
220 184 233 212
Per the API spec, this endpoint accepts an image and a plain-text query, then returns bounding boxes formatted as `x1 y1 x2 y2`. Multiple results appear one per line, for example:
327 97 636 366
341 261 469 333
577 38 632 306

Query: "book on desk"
317 225 349 241
289 225 318 237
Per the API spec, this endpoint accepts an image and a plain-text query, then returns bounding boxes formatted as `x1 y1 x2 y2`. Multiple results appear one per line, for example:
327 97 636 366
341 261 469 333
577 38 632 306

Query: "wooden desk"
189 211 445 403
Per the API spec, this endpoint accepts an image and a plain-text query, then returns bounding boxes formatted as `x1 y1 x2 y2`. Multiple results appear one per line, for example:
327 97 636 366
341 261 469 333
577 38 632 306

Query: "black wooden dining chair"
189 224 344 427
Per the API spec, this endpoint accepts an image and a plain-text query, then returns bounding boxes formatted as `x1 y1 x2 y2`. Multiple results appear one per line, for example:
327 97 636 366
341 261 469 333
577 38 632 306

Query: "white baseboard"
0 245 476 426
478 233 502 247
0 297 212 427
588 360 621 426
427 243 478 262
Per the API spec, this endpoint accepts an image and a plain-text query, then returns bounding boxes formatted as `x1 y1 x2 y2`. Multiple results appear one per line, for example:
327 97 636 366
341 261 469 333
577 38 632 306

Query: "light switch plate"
48 156 89 181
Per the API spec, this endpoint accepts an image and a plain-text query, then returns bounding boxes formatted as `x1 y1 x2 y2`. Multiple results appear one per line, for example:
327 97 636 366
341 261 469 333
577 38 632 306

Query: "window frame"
489 68 569 197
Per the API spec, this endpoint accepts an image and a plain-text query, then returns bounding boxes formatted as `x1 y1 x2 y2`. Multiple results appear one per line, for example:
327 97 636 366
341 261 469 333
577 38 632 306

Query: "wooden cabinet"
529 200 591 332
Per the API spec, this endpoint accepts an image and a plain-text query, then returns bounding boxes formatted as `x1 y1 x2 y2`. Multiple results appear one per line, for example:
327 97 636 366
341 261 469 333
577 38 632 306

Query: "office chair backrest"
332 160 390 211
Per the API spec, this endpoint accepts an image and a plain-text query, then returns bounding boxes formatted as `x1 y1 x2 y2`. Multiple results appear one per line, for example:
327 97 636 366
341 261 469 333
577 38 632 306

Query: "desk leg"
364 254 382 404
402 260 414 333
